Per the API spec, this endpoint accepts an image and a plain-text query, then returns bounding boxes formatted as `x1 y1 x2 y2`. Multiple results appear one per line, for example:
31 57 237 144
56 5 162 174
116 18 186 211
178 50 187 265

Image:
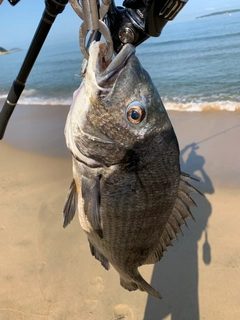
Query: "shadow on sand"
144 143 214 320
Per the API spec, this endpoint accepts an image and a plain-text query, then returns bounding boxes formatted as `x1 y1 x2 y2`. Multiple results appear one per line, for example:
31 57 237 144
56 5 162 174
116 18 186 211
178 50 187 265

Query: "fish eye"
126 101 146 124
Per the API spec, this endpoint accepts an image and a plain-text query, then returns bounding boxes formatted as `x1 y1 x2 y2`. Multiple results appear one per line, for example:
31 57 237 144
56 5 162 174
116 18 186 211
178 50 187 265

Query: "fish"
63 41 200 299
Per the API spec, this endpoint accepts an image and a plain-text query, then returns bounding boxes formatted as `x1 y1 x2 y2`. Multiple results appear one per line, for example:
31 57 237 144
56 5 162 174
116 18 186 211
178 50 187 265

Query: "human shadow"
144 143 214 320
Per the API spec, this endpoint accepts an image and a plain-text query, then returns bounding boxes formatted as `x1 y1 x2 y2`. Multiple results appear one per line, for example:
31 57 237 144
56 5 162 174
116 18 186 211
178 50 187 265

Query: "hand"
187 142 199 150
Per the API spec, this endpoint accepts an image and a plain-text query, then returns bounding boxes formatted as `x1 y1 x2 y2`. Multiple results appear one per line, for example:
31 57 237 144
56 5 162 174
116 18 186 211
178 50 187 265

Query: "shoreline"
2 104 240 189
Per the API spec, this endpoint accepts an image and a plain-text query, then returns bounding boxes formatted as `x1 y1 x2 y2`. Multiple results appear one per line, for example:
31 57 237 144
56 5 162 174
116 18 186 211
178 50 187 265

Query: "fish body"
63 42 198 299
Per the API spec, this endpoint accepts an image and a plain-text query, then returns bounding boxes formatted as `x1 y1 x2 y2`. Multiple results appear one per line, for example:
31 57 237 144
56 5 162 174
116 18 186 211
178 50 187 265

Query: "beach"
0 103 240 319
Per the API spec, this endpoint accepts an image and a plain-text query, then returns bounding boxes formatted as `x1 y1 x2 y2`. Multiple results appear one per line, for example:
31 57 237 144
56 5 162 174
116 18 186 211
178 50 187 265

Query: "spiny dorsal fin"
175 196 195 221
144 172 201 265
168 214 184 236
63 179 78 228
179 172 204 197
81 175 103 238
173 207 188 228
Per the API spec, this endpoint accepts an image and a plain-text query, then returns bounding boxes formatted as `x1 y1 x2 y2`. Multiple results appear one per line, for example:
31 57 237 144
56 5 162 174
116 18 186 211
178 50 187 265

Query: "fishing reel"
108 0 188 53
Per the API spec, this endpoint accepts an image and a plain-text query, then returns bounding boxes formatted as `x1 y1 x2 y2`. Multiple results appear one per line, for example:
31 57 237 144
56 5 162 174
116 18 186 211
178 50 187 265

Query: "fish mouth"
90 42 136 91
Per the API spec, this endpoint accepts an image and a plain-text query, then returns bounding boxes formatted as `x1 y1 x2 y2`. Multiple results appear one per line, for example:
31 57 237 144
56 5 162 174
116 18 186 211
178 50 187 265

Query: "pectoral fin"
81 175 102 238
88 240 110 270
63 179 78 228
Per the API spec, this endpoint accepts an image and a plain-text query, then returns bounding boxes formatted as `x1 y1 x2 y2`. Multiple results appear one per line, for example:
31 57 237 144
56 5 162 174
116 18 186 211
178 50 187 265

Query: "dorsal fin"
144 173 201 265
63 179 78 228
81 175 103 238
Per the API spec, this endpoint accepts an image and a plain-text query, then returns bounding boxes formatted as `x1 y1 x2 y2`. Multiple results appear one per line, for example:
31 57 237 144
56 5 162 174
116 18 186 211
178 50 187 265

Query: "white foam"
0 89 72 105
18 96 72 106
20 89 38 97
164 100 240 112
1 90 240 111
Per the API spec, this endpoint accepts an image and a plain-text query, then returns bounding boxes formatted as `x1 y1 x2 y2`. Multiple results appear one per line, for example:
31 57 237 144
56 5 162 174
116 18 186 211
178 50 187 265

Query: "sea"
1 11 240 112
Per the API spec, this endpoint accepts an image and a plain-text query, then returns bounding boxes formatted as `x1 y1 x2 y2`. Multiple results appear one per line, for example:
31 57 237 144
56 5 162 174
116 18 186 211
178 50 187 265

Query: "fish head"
65 41 178 167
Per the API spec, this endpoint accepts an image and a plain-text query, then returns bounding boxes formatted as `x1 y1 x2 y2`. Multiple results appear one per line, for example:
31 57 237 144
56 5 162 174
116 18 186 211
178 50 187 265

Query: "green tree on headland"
0 46 22 55
0 46 8 53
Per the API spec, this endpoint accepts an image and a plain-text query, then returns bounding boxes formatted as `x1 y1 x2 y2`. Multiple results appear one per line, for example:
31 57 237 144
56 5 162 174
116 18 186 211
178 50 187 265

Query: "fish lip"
94 43 136 86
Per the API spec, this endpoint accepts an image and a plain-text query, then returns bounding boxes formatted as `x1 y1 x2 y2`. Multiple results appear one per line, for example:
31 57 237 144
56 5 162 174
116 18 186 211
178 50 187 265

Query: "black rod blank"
0 0 68 139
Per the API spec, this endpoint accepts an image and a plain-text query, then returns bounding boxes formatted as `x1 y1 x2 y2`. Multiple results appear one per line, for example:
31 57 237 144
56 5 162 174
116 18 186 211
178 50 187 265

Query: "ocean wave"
1 91 240 111
21 88 38 96
18 89 74 105
18 96 72 105
0 91 72 106
164 100 240 112
10 98 240 112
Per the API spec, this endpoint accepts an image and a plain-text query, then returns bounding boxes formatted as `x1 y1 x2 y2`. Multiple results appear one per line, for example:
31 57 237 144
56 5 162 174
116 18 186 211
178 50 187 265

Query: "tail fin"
120 269 162 300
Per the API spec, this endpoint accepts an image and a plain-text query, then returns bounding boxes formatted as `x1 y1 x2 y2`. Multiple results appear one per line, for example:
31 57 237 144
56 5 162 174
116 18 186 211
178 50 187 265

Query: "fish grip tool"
0 0 68 140
69 0 113 61
70 0 189 58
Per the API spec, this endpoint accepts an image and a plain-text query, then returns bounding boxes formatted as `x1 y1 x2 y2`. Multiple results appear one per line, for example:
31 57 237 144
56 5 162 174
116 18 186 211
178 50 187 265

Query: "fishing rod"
0 0 68 139
195 123 240 146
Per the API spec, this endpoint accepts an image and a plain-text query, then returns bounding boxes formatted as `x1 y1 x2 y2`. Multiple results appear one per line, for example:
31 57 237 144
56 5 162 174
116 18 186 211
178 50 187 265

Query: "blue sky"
0 0 239 49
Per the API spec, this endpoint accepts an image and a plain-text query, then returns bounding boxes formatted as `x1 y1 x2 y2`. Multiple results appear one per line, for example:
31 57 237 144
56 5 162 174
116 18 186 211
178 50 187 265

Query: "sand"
1 103 240 320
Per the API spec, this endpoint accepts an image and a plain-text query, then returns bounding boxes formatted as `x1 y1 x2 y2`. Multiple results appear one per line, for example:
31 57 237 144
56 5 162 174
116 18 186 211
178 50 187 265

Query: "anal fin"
120 270 162 299
63 179 78 228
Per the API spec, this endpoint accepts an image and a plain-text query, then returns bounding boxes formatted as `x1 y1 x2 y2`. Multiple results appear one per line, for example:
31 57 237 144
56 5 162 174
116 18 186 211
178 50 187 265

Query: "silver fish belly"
63 42 200 299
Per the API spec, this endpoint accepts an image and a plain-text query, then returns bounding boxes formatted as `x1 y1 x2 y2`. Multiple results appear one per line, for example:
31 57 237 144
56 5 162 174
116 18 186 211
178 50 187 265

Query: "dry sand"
0 104 240 320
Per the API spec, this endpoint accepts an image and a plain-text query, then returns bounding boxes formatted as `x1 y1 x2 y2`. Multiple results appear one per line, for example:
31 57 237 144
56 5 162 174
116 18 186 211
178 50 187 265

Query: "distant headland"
0 46 22 55
196 9 240 19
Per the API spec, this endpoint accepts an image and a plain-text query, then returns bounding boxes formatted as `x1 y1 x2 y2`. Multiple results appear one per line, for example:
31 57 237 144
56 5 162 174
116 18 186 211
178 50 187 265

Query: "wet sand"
1 104 240 319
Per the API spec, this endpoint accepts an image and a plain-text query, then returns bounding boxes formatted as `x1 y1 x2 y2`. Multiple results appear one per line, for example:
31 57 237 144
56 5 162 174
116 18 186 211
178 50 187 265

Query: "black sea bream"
63 42 199 299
